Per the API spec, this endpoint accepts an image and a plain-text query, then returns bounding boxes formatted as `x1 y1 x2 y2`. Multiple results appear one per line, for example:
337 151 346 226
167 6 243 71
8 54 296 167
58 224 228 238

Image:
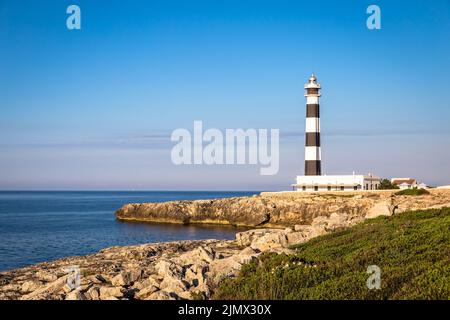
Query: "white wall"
295 175 380 191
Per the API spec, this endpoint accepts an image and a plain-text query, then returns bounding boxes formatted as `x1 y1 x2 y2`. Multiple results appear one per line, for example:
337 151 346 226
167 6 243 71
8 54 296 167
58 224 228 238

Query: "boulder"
35 271 57 282
65 289 86 300
20 276 68 300
286 231 309 245
366 200 394 219
111 270 142 287
208 255 245 285
154 260 183 278
21 280 42 293
86 274 107 285
86 286 100 300
159 275 189 295
62 283 74 293
99 286 125 299
2 284 21 291
239 246 260 256
250 230 288 252
176 290 194 300
236 229 281 247
176 246 215 266
144 290 177 300
135 285 159 299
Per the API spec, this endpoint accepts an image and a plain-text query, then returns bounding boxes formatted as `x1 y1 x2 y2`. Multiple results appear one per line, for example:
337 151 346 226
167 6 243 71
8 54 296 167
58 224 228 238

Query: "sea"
0 191 259 272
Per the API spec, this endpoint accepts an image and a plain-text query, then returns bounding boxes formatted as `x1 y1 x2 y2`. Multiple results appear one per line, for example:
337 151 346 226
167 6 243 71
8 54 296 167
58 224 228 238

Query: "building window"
314 186 318 191
366 184 369 190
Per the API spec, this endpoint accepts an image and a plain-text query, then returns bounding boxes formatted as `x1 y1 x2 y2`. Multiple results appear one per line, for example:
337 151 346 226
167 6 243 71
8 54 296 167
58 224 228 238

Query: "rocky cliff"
115 189 450 227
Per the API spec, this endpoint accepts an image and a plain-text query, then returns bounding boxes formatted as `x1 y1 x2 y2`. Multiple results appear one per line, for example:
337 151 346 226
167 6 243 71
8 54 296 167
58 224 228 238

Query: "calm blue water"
0 191 258 272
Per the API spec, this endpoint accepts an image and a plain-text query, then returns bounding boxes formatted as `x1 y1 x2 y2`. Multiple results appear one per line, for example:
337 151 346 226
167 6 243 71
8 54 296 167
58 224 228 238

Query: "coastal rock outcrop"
115 189 450 227
116 196 271 227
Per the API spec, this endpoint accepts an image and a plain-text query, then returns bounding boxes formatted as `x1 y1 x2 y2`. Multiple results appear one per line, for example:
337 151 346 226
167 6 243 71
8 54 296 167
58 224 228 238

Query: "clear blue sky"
0 0 449 190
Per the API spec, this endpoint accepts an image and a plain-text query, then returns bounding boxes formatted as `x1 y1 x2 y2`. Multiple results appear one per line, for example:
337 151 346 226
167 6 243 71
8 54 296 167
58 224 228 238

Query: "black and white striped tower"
304 74 321 176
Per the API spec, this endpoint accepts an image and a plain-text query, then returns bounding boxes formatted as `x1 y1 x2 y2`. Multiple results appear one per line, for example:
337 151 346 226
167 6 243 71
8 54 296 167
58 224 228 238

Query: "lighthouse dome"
304 74 321 90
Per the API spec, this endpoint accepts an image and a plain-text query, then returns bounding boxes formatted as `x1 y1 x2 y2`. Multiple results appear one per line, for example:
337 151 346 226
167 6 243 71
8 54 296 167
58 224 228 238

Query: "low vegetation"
214 207 450 300
395 188 430 196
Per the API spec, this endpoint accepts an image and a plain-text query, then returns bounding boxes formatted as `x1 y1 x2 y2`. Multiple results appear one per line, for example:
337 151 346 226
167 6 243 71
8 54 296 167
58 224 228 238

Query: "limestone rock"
286 231 309 245
366 200 393 219
99 286 125 300
176 246 215 266
133 276 160 290
207 252 255 286
250 230 288 251
159 275 189 295
86 274 107 285
2 284 21 292
86 286 100 300
102 296 119 300
135 285 159 299
35 271 57 282
236 229 281 247
115 197 271 227
20 276 68 300
111 270 141 287
62 284 74 293
65 289 86 300
21 280 42 293
176 290 193 300
116 189 450 228
144 290 177 300
155 260 182 278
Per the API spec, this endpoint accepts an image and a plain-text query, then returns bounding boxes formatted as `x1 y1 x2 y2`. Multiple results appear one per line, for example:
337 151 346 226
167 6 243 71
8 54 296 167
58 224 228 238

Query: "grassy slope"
214 208 450 300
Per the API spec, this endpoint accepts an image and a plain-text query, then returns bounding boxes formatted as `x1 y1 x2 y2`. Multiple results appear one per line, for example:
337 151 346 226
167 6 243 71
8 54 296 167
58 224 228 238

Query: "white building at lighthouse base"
293 173 381 192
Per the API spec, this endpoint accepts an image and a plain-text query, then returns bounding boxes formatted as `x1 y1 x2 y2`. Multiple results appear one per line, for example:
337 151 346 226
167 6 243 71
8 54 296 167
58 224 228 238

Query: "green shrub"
395 188 430 196
214 208 450 300
378 178 400 190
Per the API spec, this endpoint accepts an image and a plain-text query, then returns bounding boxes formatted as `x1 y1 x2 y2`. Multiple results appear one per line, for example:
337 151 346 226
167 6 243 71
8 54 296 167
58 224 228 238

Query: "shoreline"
2 189 450 300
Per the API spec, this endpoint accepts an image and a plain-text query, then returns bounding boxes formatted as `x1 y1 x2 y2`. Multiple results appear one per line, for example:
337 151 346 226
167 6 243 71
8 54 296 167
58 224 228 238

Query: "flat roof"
292 183 360 187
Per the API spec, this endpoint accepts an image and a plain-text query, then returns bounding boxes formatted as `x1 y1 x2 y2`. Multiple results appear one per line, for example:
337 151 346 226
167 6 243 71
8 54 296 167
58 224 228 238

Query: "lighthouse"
293 74 381 192
304 74 321 175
